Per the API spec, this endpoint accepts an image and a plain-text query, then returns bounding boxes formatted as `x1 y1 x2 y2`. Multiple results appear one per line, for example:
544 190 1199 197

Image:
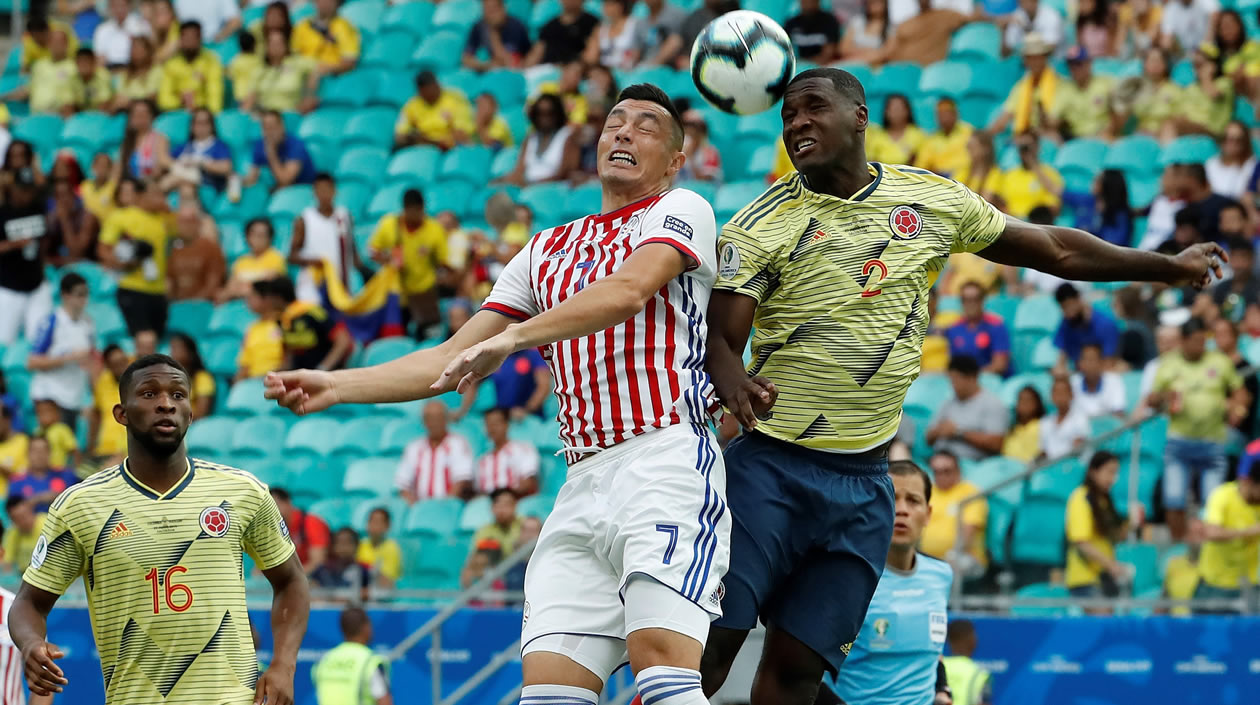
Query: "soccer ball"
689 10 796 115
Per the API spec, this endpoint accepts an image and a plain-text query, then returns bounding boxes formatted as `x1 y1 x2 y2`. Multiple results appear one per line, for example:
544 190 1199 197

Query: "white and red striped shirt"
0 586 26 705
394 433 474 499
481 189 718 462
476 440 541 494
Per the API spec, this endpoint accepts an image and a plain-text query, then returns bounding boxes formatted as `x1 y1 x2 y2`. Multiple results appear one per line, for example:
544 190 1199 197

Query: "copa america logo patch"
30 534 48 570
718 242 740 279
889 205 923 240
199 506 230 538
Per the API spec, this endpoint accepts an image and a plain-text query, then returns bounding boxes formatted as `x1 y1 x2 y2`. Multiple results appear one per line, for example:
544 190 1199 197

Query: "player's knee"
624 577 709 672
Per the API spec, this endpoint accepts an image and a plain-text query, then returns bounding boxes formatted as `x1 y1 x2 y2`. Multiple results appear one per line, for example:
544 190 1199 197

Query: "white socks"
519 684 599 705
635 665 708 705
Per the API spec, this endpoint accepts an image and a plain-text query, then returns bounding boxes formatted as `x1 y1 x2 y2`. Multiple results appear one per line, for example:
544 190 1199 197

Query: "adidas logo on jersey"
109 522 132 540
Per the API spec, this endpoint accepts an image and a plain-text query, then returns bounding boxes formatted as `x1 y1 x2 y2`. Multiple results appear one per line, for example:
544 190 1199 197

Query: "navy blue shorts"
713 431 894 674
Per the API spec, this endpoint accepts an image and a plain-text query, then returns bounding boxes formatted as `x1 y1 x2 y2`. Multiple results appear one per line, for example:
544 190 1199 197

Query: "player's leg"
624 577 710 705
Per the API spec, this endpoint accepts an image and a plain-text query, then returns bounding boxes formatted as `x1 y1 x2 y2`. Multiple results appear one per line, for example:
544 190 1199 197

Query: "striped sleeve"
481 244 537 321
713 221 787 302
21 498 85 595
949 180 1007 254
242 483 296 570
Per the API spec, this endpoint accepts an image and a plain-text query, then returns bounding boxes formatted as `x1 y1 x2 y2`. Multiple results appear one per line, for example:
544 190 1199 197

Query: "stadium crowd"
0 0 1256 612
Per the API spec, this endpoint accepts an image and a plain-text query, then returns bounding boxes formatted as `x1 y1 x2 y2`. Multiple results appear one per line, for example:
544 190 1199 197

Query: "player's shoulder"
876 162 964 191
728 172 806 233
653 187 716 219
49 465 124 513
189 457 272 495
915 552 955 584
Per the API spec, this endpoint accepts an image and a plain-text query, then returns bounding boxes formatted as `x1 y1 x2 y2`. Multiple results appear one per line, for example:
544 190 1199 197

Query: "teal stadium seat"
154 110 190 143
1010 497 1067 565
231 416 288 458
299 109 351 153
519 182 573 229
318 71 374 108
218 110 261 151
63 261 115 297
1026 456 1085 501
459 495 494 532
344 458 397 497
1054 138 1107 191
267 185 314 222
387 145 442 182
285 416 343 456
1029 336 1060 371
440 145 493 184
343 108 397 151
186 417 238 458
380 419 422 455
404 536 466 589
986 496 1015 565
1127 172 1160 209
60 111 116 154
1116 541 1160 594
308 498 355 530
205 338 239 377
382 0 435 36
713 181 768 223
363 29 417 70
833 63 875 91
918 61 972 99
1000 371 1052 409
224 377 275 417
490 148 518 180
423 180 473 219
477 69 527 107
870 63 922 101
529 0 563 30
351 496 409 533
736 111 781 143
1170 60 1195 86
1013 295 1060 333
949 23 1002 62
565 181 602 220
336 181 373 219
333 417 387 459
208 300 254 339
969 456 1026 506
1160 135 1219 166
1 341 29 376
362 336 419 367
336 146 390 187
1104 135 1161 176
1093 57 1141 79
432 0 481 32
168 300 214 339
14 114 64 153
340 0 386 36
743 144 778 181
742 0 792 22
515 494 551 519
403 497 463 536
412 31 464 71
86 303 127 346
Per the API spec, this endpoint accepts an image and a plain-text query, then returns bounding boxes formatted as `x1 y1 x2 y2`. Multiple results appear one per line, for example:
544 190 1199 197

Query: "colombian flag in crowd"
312 260 405 344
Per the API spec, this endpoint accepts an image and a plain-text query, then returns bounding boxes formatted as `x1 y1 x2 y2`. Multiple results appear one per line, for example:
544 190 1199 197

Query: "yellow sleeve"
452 96 475 134
194 370 216 400
432 225 450 265
1151 359 1174 393
21 497 86 595
205 55 224 114
242 483 297 570
369 216 396 251
950 179 1007 254
962 496 988 529
51 424 78 453
100 211 124 245
156 61 180 112
382 541 402 581
713 221 788 302
489 117 513 147
1066 491 1096 543
336 19 361 59
1203 485 1231 526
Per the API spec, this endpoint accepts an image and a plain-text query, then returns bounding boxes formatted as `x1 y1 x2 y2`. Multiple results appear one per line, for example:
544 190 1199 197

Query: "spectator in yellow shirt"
221 218 289 302
1195 451 1260 608
21 16 78 73
474 92 516 150
80 153 117 222
1001 385 1046 463
247 29 322 114
97 178 174 352
73 48 114 112
356 507 403 588
33 399 79 470
3 29 78 116
2 497 46 573
915 97 973 179
0 405 28 497
920 450 988 572
395 71 475 151
988 33 1058 136
157 21 225 114
292 0 361 75
866 94 924 165
994 133 1064 219
112 36 164 110
958 132 1004 207
369 188 450 337
1065 451 1141 610
89 344 129 465
227 31 264 107
236 280 285 381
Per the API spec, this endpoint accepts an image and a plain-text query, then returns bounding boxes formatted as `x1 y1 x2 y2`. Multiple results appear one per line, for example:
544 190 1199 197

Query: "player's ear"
855 104 869 132
668 149 686 180
112 403 127 427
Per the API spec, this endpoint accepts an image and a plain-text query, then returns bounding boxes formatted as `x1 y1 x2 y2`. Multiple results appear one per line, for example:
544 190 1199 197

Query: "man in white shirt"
1160 0 1218 55
26 273 94 425
1041 376 1092 459
1000 0 1063 55
93 0 153 67
174 0 242 43
394 400 474 503
1070 343 1127 419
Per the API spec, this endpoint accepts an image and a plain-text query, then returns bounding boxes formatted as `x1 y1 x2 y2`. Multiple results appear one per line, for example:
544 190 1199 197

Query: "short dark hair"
616 83 684 151
335 526 359 543
313 172 334 186
369 507 391 525
490 487 517 504
1220 198 1247 219
403 188 424 208
60 272 87 294
339 606 371 639
1027 206 1056 225
1054 282 1080 303
1227 236 1253 255
930 449 959 469
1079 342 1104 358
103 343 124 359
238 30 257 53
946 619 975 645
1184 162 1208 187
258 276 296 304
119 354 189 401
245 217 275 243
937 96 958 109
0 404 10 420
947 354 980 377
26 16 49 33
261 108 284 124
528 93 568 129
484 407 509 422
5 496 26 514
416 70 438 87
180 20 202 34
270 486 292 502
889 459 932 503
787 67 867 106
1182 316 1208 337
75 47 95 61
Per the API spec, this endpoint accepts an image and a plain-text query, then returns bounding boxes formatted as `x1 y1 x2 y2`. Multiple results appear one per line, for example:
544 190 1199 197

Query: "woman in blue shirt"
166 108 234 193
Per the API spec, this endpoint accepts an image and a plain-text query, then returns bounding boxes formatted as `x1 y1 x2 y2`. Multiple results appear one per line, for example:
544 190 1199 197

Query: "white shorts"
0 282 52 346
520 423 730 669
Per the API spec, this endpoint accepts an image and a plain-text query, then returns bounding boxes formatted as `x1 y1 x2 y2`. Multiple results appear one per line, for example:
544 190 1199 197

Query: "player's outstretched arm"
434 244 690 393
979 216 1226 288
705 291 777 429
8 582 67 697
264 310 514 414
256 553 309 705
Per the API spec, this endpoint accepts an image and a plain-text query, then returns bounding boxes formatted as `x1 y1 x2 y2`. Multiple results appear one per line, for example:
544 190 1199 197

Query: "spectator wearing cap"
1196 441 1260 608
1052 283 1120 368
525 0 600 67
678 110 722 182
20 15 79 74
292 0 361 75
0 165 52 346
243 109 318 189
1149 317 1247 541
369 188 449 338
395 401 475 504
946 282 1012 377
395 71 475 151
915 98 973 179
463 0 532 71
93 0 152 69
1048 46 1115 140
1070 343 1127 419
925 355 1009 462
173 0 242 44
476 408 541 496
27 273 94 426
999 0 1063 55
987 33 1057 137
157 21 225 114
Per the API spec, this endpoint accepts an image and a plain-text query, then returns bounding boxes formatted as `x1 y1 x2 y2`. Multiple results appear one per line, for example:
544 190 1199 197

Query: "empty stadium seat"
871 63 922 101
918 61 973 99
403 498 463 536
299 109 352 152
1012 582 1072 616
336 181 373 219
380 419 422 455
412 31 464 71
86 302 127 346
970 456 1027 505
267 185 315 222
60 111 117 153
713 181 769 223
344 457 398 497
340 0 386 35
361 337 419 367
460 495 494 532
224 377 275 417
363 29 417 70
308 497 355 529
336 146 390 187
387 145 442 182
517 494 554 521
1160 135 1219 166
205 338 240 378
1010 497 1067 565
14 114 64 152
949 23 1002 62
1104 135 1161 175
440 144 493 184
382 0 435 35
168 300 214 340
986 496 1015 565
1026 457 1085 502
285 416 343 456
187 416 238 458
333 417 388 459
1013 295 1060 332
231 416 288 458
154 110 190 143
208 300 255 338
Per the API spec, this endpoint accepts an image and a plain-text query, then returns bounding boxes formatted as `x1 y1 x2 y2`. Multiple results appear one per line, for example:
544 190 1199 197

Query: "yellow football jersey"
716 163 1007 451
23 458 295 705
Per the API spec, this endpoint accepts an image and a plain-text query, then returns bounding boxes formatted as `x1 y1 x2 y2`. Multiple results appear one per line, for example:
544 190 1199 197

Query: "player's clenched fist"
254 665 295 705
21 640 67 696
726 375 778 430
1171 242 1228 289
264 370 341 415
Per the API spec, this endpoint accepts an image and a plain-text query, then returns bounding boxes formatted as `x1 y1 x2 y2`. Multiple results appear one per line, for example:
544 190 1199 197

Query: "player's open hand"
434 332 516 395
22 640 67 696
254 664 295 705
1171 242 1228 289
263 370 340 416
727 375 778 429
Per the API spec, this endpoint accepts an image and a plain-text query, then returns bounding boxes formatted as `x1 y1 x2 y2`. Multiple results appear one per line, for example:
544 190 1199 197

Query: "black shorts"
116 288 168 337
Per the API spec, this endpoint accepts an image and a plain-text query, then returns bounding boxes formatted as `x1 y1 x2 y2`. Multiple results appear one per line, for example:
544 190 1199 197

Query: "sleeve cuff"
481 302 531 321
637 236 701 272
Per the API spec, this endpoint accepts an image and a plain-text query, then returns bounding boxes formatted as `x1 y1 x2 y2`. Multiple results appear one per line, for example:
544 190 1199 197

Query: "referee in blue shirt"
817 460 955 705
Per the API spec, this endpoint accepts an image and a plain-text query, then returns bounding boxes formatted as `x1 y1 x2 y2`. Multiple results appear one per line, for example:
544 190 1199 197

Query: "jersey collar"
799 162 883 202
121 458 195 500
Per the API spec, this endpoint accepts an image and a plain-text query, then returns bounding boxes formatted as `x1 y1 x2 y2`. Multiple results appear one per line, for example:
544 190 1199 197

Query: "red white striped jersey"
476 440 541 494
393 433 474 499
0 587 25 705
481 189 718 462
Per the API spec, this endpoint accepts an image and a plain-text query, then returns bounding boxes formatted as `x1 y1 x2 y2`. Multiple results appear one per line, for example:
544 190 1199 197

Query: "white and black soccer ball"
689 10 796 115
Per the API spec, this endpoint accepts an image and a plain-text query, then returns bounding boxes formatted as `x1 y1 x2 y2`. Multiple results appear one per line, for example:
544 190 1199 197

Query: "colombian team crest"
889 205 922 240
199 506 230 538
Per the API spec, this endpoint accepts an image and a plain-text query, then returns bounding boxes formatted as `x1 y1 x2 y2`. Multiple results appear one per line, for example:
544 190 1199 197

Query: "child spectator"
33 399 79 470
228 31 263 106
8 436 79 512
89 343 129 465
311 527 373 603
2 497 45 574
356 507 402 588
235 279 284 381
221 218 288 302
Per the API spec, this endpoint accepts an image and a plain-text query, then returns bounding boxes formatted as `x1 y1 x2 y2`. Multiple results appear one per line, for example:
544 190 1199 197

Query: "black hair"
403 188 424 208
787 67 867 106
947 354 980 377
1078 341 1104 358
929 448 959 469
490 487 517 504
484 407 510 422
1182 316 1208 338
882 93 915 127
60 272 87 294
1054 282 1080 303
1015 384 1047 423
369 506 391 524
1097 169 1131 241
1220 198 1246 219
270 486 292 502
118 354 189 401
616 83 684 151
1084 450 1123 538
186 108 219 144
168 332 207 378
959 280 985 299
103 343 124 360
0 404 10 420
246 217 276 243
416 69 438 87
238 30 257 53
313 172 334 186
75 47 95 61
1216 9 1247 54
1183 162 1208 187
261 108 285 125
946 619 976 645
528 93 568 132
339 606 371 639
1227 236 1253 256
261 276 297 304
26 16 49 33
5 496 26 514
179 20 202 34
889 459 931 503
